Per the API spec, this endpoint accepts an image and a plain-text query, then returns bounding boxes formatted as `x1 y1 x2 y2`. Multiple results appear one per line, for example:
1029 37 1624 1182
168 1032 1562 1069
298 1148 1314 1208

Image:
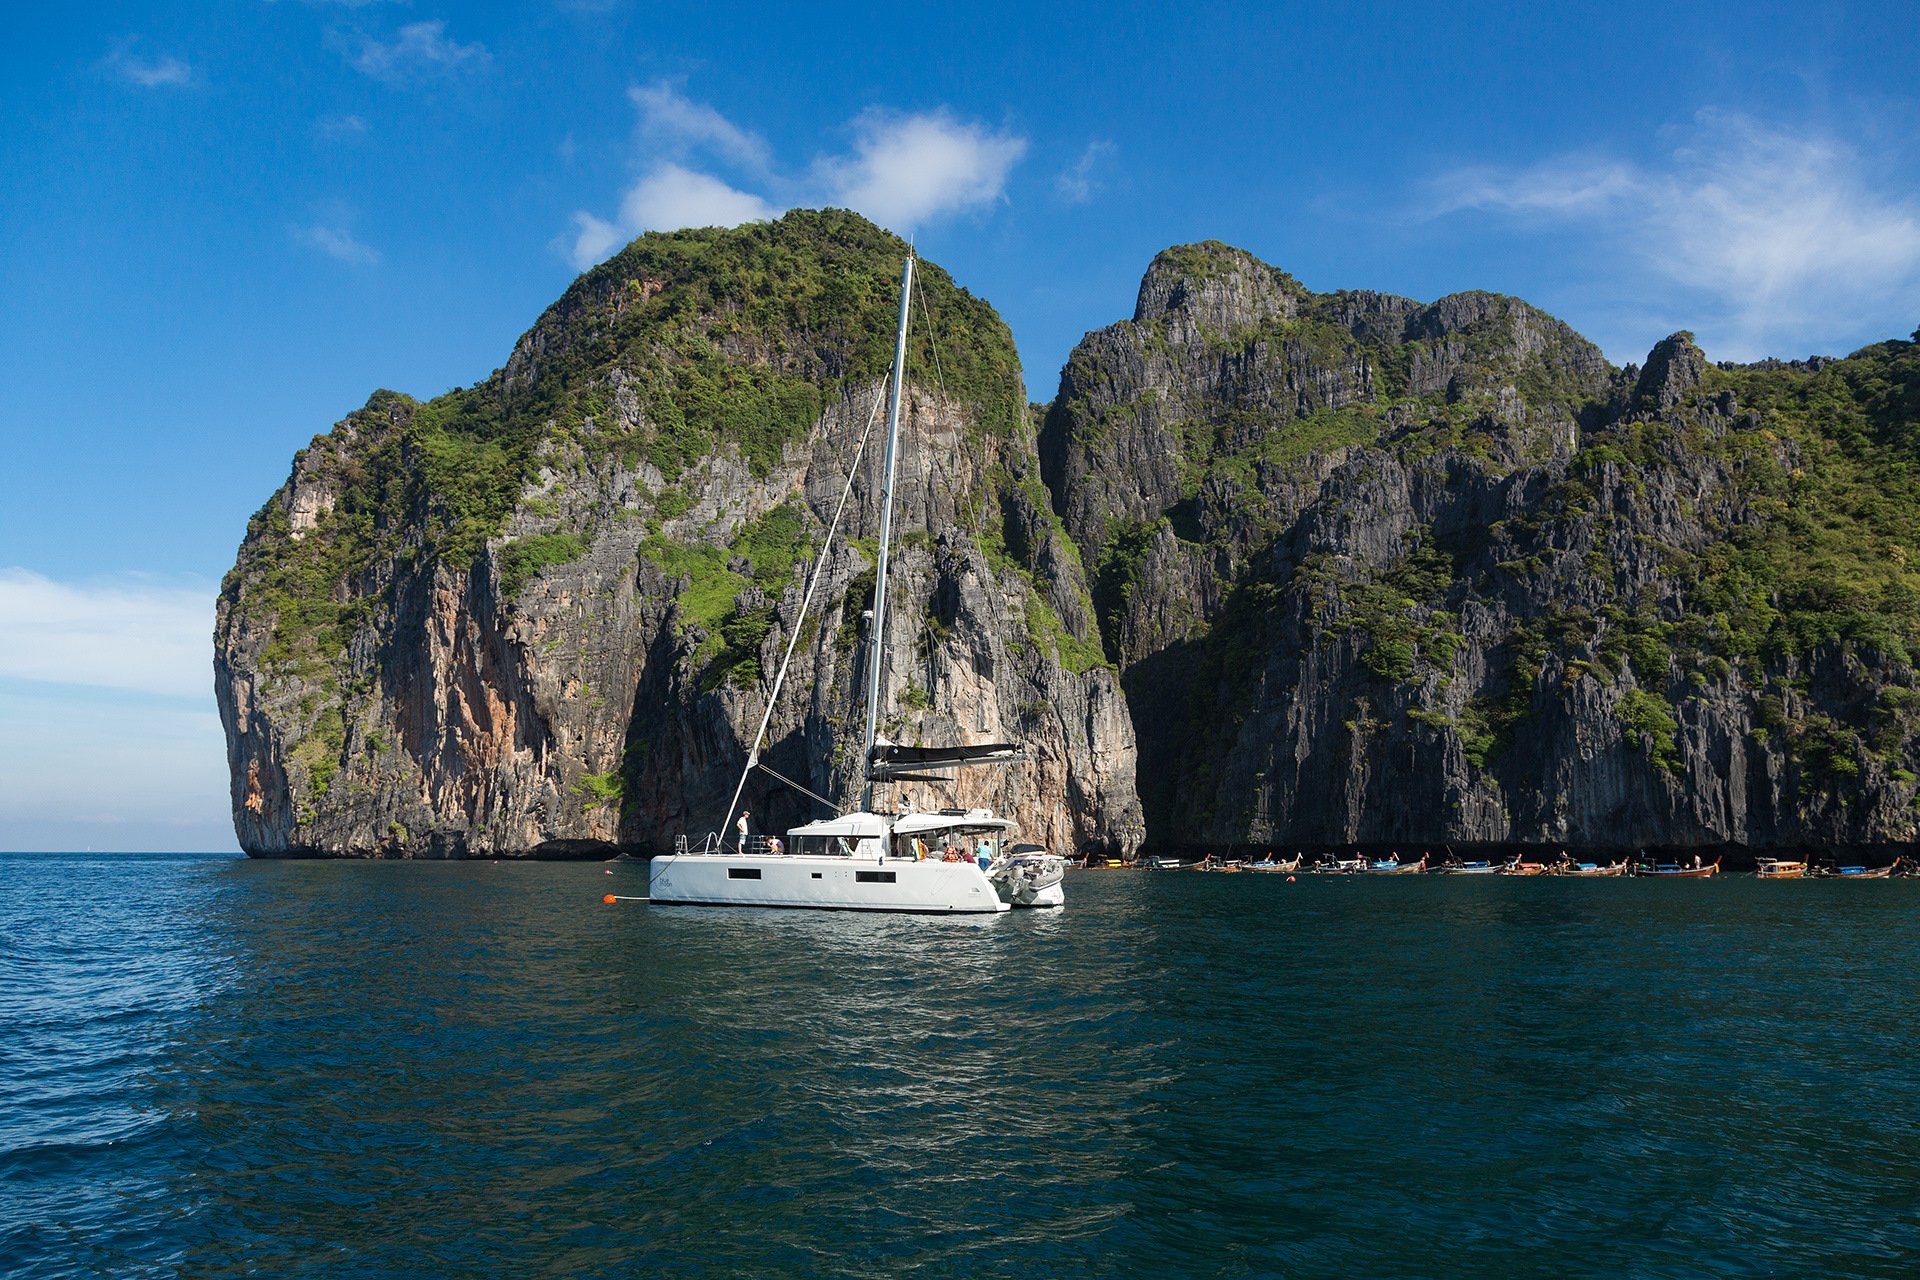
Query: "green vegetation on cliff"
227 210 1028 680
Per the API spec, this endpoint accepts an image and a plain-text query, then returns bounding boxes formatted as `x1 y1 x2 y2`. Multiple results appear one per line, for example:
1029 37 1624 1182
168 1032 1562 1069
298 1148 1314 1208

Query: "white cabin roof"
786 811 889 839
893 809 1014 835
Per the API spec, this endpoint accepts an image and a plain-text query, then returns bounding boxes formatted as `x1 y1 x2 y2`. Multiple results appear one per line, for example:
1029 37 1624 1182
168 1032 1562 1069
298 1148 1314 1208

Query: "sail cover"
867 741 1025 779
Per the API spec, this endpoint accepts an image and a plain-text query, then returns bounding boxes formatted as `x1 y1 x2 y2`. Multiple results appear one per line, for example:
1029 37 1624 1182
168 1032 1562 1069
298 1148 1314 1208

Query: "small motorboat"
1145 856 1186 871
1497 858 1548 876
1754 858 1808 879
1247 856 1302 873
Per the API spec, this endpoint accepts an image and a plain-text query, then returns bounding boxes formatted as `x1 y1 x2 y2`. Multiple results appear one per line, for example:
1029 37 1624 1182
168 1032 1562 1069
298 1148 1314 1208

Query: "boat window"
810 873 822 880
855 870 896 884
728 868 762 880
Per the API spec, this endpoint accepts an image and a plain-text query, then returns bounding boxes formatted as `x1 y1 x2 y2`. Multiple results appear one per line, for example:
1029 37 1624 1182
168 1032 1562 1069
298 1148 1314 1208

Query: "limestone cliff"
1040 242 1920 854
216 211 1142 858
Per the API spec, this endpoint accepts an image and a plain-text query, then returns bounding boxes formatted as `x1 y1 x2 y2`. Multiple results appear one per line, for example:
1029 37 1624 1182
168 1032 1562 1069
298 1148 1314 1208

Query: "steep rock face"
217 211 1142 858
1042 243 1920 853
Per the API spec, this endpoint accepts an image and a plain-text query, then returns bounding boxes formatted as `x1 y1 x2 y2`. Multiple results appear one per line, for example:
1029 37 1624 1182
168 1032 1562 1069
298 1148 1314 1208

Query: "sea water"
4 852 1920 1278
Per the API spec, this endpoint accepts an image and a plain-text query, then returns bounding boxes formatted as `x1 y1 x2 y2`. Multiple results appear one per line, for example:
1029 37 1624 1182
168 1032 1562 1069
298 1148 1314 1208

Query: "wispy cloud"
345 19 489 83
1055 139 1117 204
1430 111 1920 360
0 684 235 851
0 569 213 700
315 113 368 140
102 37 193 88
563 84 1027 270
0 569 231 850
629 80 773 175
293 221 381 265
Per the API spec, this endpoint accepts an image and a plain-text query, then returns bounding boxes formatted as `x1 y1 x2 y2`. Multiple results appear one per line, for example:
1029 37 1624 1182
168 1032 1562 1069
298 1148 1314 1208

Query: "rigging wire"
912 269 950 414
716 384 889 846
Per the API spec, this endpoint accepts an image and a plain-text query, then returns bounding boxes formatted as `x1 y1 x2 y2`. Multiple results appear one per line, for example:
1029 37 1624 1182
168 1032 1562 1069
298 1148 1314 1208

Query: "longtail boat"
1498 858 1548 876
1434 858 1499 874
1754 858 1808 879
1815 862 1894 879
1247 856 1302 873
1633 857 1721 877
1554 860 1628 877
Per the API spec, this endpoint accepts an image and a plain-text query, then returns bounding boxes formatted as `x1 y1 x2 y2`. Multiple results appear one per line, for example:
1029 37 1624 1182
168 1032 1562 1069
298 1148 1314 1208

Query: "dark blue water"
6 853 1920 1277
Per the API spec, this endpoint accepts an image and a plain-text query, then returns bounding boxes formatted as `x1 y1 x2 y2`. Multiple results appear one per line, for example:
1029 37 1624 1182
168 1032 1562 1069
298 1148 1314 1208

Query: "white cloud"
1055 139 1117 204
1431 111 1920 359
103 37 192 88
294 222 381 265
619 164 778 236
561 166 777 270
561 90 1029 270
564 212 624 270
818 109 1027 231
0 570 214 700
347 20 489 82
629 80 772 174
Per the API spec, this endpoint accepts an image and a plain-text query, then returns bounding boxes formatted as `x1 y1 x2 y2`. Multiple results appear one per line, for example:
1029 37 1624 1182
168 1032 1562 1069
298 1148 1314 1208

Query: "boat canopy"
894 809 1014 836
787 812 890 839
868 740 1025 780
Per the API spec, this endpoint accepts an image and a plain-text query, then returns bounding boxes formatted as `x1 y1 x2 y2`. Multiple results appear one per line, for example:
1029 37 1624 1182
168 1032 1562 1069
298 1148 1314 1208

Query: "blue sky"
3 1 1917 850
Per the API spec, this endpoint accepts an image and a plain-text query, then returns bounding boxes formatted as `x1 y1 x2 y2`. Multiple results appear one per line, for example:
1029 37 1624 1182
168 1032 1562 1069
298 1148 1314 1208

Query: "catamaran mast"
861 252 914 810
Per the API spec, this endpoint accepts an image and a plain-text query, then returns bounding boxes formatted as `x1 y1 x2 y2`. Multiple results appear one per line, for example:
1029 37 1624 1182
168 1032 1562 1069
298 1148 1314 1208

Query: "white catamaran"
647 252 1067 914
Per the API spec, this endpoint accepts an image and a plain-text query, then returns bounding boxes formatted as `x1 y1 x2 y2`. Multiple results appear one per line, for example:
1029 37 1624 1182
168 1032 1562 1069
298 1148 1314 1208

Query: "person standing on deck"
736 810 750 853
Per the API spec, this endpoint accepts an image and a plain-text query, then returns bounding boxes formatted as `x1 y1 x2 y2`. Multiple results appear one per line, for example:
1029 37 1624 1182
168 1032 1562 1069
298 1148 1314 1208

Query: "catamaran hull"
647 855 1009 914
1010 880 1065 908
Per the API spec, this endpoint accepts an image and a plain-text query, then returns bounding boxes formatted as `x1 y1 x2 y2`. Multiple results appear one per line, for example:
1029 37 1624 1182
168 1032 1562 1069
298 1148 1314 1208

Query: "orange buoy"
603 893 617 904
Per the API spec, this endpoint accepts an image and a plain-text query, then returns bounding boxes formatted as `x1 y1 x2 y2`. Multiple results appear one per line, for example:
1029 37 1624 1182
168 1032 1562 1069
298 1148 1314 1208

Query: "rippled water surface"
6 853 1920 1277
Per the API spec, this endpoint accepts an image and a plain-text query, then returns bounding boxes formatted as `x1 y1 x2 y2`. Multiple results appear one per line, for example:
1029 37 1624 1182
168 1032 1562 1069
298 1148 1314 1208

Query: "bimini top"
868 740 1025 781
787 811 890 840
894 809 1015 836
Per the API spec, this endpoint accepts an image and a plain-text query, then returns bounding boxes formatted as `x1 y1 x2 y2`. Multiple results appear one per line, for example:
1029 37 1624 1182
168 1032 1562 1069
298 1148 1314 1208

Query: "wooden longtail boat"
1633 857 1721 877
1247 856 1302 873
1754 858 1808 879
1553 860 1629 877
1434 858 1499 874
1815 862 1894 879
1497 858 1548 876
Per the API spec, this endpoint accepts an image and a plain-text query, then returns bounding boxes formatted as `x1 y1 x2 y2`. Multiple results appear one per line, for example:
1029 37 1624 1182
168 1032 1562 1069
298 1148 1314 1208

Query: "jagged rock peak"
1133 240 1305 334
1634 331 1707 413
